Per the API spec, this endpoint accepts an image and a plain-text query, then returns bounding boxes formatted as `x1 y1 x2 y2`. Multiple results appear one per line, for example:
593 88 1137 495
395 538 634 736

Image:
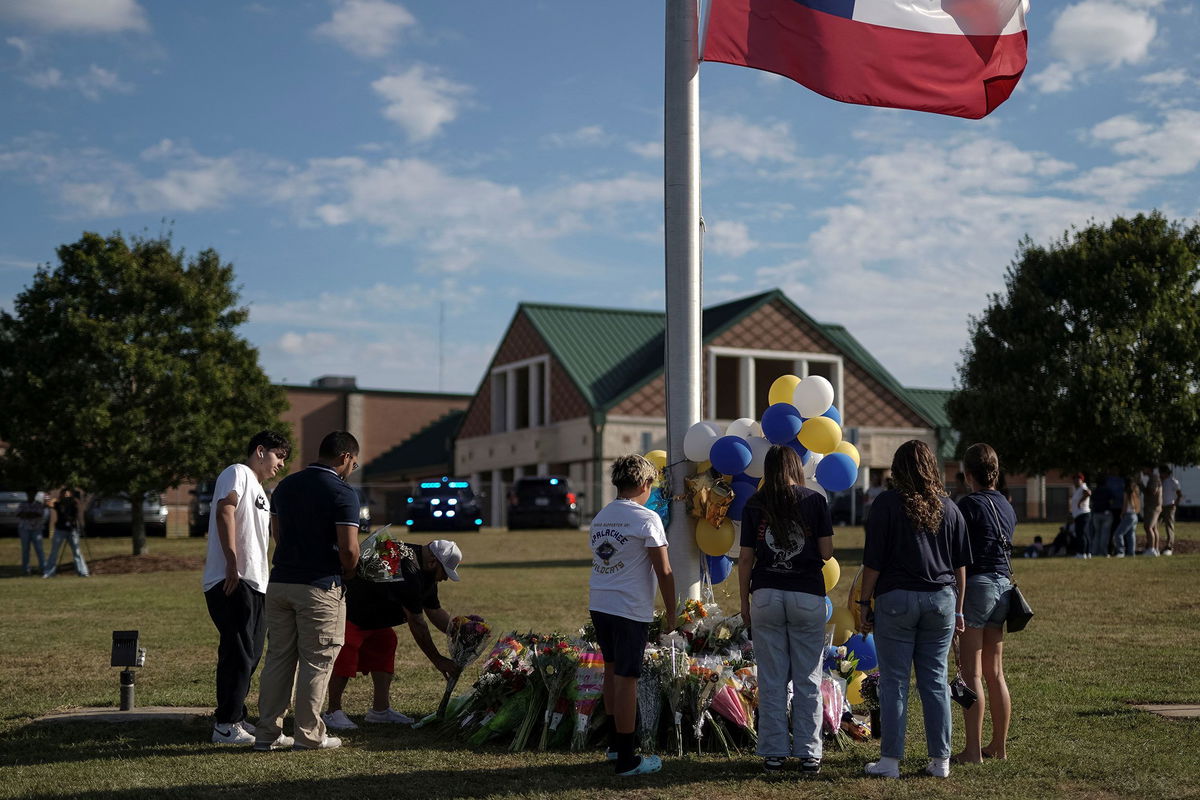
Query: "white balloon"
726 417 761 439
807 481 828 501
793 375 835 418
683 421 722 462
804 451 823 480
743 436 772 478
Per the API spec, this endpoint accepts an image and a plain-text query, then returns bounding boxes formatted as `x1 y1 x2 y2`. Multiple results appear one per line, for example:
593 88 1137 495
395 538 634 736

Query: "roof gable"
364 409 465 478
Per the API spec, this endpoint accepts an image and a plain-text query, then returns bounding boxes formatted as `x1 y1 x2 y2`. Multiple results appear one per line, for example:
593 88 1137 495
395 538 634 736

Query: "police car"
405 477 483 532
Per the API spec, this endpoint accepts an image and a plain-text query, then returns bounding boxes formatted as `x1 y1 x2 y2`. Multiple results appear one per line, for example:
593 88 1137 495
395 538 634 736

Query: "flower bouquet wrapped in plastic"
356 525 410 582
821 672 852 749
436 614 492 718
711 671 756 745
660 634 690 757
637 647 664 753
531 635 579 750
570 644 605 751
686 656 728 754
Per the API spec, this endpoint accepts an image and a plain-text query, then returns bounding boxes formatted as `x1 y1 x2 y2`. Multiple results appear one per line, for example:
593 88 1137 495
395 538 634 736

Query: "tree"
948 212 1200 478
0 232 288 554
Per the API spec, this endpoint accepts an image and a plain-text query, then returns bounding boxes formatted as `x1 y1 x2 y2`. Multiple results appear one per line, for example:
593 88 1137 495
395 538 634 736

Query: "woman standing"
738 445 834 774
857 440 971 779
1113 477 1141 557
954 443 1015 763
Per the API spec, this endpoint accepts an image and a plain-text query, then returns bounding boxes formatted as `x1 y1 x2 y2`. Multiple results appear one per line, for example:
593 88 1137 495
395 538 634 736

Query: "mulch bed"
81 554 206 575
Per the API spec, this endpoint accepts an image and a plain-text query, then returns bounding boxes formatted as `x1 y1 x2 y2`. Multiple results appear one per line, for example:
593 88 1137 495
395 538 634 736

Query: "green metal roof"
363 409 465 479
903 388 955 429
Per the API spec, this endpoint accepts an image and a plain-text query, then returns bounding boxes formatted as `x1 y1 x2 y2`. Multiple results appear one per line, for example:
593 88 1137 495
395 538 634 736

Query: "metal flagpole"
664 0 702 602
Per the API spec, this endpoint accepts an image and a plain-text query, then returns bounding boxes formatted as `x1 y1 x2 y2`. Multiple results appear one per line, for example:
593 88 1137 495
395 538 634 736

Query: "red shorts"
332 620 397 678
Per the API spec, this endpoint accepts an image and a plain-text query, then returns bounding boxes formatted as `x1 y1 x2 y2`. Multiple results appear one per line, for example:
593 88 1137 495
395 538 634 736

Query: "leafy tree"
0 232 288 554
948 213 1200 478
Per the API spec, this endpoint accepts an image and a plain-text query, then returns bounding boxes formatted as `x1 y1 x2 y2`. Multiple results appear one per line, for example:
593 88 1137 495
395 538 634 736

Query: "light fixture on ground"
111 630 146 710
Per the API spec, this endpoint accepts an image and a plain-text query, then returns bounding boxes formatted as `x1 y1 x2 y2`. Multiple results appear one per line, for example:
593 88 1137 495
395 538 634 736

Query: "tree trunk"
131 490 147 555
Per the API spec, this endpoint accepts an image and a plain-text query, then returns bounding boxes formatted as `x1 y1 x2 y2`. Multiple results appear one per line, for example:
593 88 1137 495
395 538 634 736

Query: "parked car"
405 478 482 532
85 493 169 537
507 476 581 530
188 481 215 536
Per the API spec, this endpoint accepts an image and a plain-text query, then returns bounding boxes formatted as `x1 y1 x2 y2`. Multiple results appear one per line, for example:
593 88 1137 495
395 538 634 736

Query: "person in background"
1113 477 1141 557
738 445 834 774
1069 474 1092 559
44 488 88 578
1023 536 1044 559
1089 475 1114 559
857 440 971 780
863 471 886 528
1159 466 1180 557
1141 466 1162 557
16 487 47 576
953 443 1015 764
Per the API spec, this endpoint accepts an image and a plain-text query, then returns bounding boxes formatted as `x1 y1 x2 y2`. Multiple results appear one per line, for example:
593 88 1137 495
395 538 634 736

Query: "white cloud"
23 67 64 89
1059 110 1200 201
628 140 663 159
371 65 471 141
542 125 611 148
703 114 797 163
76 65 133 100
314 0 415 58
6 35 32 60
1033 0 1158 93
1089 114 1153 141
0 0 149 34
1139 68 1190 86
706 219 756 259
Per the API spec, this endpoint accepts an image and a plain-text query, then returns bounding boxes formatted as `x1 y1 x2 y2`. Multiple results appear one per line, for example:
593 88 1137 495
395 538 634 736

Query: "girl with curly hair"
856 440 971 779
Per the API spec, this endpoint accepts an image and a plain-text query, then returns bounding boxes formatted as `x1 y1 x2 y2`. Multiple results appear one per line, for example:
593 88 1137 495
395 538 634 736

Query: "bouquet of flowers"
660 637 690 757
685 658 726 753
356 525 410 582
531 635 580 750
570 645 605 751
858 670 881 739
711 673 756 744
637 647 664 753
436 614 492 718
824 645 859 682
820 673 852 750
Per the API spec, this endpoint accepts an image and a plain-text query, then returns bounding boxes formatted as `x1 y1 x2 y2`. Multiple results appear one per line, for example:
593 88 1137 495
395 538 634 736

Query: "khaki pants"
256 582 345 748
1162 504 1176 551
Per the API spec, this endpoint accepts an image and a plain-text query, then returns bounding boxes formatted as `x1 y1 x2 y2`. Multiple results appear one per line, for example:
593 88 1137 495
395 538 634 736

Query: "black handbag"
985 496 1034 633
949 635 978 709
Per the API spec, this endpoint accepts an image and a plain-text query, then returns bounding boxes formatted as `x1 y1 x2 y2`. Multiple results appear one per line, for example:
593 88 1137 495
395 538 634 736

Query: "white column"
490 469 504 528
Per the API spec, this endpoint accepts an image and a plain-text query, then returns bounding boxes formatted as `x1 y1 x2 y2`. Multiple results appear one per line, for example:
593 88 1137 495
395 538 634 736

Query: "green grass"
1 524 1198 799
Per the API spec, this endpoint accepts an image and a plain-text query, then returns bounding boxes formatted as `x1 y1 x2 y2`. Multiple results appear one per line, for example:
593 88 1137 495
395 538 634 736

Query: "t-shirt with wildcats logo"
739 486 833 597
588 498 669 623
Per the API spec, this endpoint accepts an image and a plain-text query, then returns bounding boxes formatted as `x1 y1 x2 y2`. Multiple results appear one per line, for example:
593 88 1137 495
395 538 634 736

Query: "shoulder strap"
982 494 1016 578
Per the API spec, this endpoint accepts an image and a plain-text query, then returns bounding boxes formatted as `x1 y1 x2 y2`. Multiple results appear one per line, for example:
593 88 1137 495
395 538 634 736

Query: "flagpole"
664 0 702 603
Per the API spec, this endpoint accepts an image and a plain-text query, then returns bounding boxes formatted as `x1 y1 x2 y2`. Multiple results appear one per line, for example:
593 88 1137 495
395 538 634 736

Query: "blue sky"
1 0 1197 394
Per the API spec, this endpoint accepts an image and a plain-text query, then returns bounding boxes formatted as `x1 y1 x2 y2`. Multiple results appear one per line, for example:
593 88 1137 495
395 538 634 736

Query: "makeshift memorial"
436 614 492 718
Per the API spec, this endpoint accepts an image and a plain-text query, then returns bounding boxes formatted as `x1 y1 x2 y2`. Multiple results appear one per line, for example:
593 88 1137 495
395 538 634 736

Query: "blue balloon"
709 435 753 475
785 438 811 464
707 554 733 584
844 633 877 671
761 403 803 445
816 451 858 492
822 406 843 425
824 595 833 622
728 478 758 522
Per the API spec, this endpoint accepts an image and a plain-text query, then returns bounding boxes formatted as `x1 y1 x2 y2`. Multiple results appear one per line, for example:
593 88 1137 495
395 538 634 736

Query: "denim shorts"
962 573 1011 629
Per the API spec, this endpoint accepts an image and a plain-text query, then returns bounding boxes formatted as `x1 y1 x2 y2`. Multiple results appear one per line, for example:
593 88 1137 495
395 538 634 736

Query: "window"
490 356 551 433
714 356 741 420
707 348 842 421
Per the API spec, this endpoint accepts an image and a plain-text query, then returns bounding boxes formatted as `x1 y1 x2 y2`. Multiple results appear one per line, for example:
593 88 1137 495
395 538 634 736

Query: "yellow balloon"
644 450 668 470
834 441 860 467
798 416 842 454
822 556 841 593
846 671 866 705
768 374 802 406
695 518 735 557
696 460 712 474
829 607 856 645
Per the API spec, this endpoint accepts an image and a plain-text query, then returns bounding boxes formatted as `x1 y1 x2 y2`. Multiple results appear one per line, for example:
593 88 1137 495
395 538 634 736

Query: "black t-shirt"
270 464 360 589
957 490 1016 578
863 491 971 595
55 497 79 530
345 543 441 630
739 486 833 597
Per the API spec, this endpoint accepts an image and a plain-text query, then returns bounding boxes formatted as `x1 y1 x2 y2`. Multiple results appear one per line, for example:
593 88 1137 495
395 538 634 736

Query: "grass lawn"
1 523 1198 799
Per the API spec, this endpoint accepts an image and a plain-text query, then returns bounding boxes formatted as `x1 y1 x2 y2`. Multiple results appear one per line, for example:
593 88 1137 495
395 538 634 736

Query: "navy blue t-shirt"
345 543 441 630
270 464 360 589
739 486 833 597
863 491 971 595
958 490 1016 578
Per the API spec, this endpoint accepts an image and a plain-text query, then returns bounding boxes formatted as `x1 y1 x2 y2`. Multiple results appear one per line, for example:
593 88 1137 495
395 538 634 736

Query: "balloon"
846 671 866 705
824 596 833 622
707 554 733 584
804 451 822 480
761 403 803 444
793 375 835 417
684 421 722 462
834 441 860 467
816 452 858 492
644 449 668 470
822 405 843 425
695 518 735 557
768 374 801 406
786 439 811 464
743 436 771 478
807 481 827 500
798 416 841 454
844 633 878 671
829 607 856 645
822 556 841 593
709 435 753 476
726 417 761 439
696 460 712 474
728 478 758 522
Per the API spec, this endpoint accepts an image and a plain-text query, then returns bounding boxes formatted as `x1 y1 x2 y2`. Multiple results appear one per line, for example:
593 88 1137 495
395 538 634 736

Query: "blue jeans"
1072 513 1092 555
874 587 955 760
1090 512 1113 556
46 528 89 577
1114 512 1138 556
751 587 826 758
18 525 46 574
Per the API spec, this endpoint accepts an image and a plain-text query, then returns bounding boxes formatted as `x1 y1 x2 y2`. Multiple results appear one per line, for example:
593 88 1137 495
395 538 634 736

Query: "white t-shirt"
588 498 669 623
202 463 272 593
1069 484 1091 518
1162 477 1181 506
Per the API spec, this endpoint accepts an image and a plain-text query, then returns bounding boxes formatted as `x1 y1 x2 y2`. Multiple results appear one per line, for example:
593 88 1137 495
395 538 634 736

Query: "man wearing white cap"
323 538 463 730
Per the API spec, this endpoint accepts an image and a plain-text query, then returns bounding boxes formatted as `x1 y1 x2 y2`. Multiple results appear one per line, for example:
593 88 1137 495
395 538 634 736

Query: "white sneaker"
253 734 294 751
294 735 342 750
1144 548 1160 557
212 723 255 745
364 708 414 725
1162 549 1173 556
926 758 950 778
239 720 256 735
1116 553 1125 558
865 758 900 778
322 709 358 730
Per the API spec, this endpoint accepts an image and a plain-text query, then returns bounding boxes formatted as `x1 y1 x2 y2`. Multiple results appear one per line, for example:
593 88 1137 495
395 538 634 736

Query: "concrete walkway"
1133 704 1200 719
33 706 212 724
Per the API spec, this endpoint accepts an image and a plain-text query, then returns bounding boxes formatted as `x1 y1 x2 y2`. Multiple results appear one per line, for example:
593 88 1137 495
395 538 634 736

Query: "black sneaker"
799 757 821 774
763 756 786 773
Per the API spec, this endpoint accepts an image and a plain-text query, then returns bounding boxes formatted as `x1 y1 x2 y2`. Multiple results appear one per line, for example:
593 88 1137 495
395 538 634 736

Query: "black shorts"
590 610 649 678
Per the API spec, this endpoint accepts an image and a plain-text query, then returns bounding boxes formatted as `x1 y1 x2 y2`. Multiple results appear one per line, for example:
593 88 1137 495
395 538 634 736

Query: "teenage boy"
202 430 291 745
323 540 462 730
588 454 676 776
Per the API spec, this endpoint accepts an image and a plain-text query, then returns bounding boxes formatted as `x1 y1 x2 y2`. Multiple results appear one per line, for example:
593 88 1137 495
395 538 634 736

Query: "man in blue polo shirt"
254 431 362 751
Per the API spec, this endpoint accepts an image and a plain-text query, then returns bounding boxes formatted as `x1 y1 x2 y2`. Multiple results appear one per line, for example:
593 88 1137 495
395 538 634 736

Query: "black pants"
205 581 266 725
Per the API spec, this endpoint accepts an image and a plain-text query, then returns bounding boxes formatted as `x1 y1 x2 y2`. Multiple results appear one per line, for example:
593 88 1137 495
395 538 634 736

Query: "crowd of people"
1048 466 1180 558
15 486 89 578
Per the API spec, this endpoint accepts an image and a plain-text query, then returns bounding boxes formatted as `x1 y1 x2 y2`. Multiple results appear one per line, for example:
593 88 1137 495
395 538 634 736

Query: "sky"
1 0 1197 396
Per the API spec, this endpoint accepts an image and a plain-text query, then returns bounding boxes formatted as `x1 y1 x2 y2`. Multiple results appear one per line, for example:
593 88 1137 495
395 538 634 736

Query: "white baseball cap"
427 539 462 581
